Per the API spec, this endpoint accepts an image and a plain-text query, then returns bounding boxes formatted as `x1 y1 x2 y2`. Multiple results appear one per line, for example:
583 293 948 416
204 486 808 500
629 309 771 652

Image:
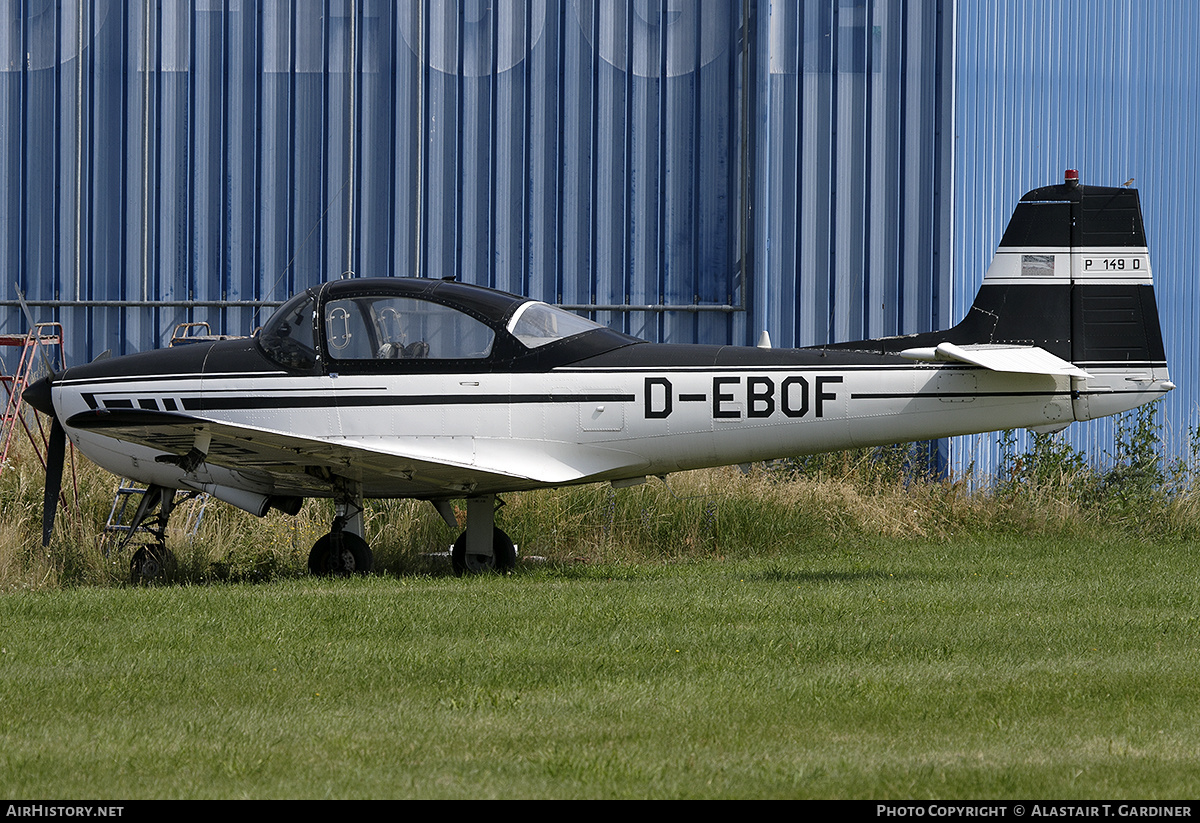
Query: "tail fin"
835 170 1173 422
962 169 1171 420
957 170 1165 366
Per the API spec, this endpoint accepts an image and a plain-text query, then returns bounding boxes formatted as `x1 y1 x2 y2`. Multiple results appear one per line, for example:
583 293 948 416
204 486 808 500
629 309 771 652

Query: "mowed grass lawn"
2 533 1200 799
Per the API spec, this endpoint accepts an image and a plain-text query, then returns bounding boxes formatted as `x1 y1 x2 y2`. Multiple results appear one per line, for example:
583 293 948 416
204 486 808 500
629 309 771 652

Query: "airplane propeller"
42 417 66 547
22 373 65 547
14 286 71 547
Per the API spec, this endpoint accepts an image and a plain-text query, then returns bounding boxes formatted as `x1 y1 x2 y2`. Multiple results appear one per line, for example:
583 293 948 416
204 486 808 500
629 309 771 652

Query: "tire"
451 527 516 576
308 531 373 576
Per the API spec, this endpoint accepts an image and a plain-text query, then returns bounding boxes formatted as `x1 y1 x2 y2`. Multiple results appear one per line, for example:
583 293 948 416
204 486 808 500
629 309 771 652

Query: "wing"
64 408 650 498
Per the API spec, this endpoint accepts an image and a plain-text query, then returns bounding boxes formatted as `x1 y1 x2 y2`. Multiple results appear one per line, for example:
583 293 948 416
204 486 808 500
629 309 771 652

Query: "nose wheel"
130 544 177 584
109 483 183 584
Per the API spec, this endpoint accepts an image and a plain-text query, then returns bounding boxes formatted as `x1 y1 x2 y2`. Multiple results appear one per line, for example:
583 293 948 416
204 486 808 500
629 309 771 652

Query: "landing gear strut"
114 484 182 584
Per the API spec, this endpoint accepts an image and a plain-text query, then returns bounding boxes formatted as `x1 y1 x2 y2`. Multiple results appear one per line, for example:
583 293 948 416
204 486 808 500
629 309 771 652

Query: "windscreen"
507 302 604 349
258 292 318 370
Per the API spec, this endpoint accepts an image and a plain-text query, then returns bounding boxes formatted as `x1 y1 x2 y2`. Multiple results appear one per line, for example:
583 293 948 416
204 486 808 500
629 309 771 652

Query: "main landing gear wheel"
451 527 516 577
308 531 373 576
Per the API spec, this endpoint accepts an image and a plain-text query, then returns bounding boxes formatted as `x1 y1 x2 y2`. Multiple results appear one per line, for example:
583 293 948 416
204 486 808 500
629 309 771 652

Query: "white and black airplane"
24 171 1174 578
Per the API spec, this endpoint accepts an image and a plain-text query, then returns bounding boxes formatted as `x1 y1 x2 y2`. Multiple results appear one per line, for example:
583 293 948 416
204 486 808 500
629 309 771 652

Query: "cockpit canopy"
258 290 319 370
323 294 497 361
257 278 628 372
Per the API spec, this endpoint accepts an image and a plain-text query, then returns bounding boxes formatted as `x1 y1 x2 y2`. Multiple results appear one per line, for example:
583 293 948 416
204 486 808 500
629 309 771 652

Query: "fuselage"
46 330 1169 503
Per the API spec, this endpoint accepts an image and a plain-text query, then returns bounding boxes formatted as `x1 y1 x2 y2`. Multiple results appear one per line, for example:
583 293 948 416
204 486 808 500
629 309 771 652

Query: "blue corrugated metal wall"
950 0 1200 473
0 0 950 367
756 0 951 349
9 0 1195 472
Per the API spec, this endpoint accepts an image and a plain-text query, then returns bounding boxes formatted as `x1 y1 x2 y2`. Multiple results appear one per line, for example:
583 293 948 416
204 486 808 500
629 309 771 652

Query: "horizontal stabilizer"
898 342 1092 379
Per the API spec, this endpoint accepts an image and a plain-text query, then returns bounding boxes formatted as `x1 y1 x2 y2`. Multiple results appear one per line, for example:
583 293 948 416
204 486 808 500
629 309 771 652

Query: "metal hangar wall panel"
1 0 950 367
755 0 951 350
948 0 1200 474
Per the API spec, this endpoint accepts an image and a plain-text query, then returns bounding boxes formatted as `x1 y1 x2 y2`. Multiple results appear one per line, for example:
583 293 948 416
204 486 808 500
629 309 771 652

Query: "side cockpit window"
258 292 318 370
323 296 495 361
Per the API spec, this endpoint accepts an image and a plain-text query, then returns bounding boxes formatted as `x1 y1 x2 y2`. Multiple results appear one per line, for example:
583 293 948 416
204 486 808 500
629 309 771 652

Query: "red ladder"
0 323 77 503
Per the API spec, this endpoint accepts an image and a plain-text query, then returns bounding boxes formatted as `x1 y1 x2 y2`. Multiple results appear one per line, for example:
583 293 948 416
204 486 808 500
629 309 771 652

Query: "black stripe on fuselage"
72 387 1163 429
74 391 638 414
185 392 635 412
852 388 1162 402
851 391 1072 401
70 355 1167 415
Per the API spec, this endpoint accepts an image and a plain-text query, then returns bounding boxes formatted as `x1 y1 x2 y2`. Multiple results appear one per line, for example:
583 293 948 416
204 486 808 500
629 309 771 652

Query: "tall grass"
2 400 1196 590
